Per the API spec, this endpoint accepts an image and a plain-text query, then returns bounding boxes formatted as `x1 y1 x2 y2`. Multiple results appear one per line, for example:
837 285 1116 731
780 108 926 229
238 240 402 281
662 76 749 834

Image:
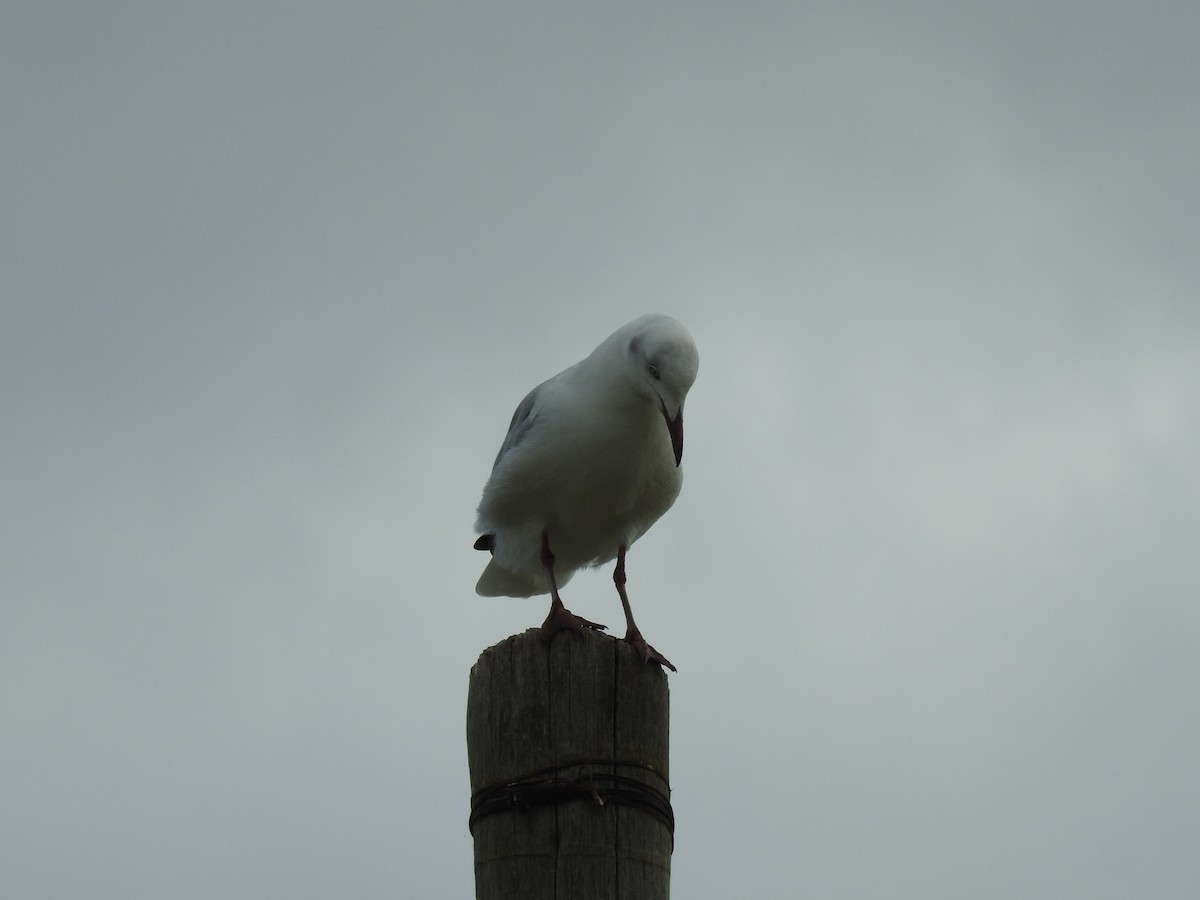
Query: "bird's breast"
476 396 682 568
552 419 680 524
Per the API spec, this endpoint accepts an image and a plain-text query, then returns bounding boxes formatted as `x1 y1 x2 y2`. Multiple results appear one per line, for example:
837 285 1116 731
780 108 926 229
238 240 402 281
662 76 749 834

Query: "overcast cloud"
3 2 1198 898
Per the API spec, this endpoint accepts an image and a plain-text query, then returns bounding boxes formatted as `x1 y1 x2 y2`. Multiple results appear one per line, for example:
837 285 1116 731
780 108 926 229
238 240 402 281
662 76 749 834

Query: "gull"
473 313 699 671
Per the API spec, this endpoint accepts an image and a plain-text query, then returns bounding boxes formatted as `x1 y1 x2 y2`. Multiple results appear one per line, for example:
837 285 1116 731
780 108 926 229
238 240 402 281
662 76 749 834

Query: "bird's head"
625 315 700 466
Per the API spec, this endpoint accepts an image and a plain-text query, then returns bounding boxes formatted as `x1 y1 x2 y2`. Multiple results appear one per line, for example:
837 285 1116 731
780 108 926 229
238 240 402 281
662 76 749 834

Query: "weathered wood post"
466 627 672 900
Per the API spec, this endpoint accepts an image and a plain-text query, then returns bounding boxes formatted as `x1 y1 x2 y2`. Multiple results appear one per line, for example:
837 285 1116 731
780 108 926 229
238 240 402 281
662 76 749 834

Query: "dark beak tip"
661 403 684 467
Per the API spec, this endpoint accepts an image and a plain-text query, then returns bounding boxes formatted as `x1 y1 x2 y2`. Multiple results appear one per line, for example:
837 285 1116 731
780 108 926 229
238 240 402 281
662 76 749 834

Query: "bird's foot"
624 627 677 672
540 602 606 641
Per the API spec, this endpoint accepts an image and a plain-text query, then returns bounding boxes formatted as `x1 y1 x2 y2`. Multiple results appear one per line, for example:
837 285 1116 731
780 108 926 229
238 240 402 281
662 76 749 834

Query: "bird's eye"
648 364 661 380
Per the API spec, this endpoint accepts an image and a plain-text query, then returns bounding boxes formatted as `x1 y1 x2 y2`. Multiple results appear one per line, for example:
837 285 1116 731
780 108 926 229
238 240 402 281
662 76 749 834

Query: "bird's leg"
613 545 676 672
539 530 605 639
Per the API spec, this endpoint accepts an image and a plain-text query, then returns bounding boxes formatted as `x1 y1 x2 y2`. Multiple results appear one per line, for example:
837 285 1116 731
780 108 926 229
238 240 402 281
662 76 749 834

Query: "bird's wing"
490 382 542 471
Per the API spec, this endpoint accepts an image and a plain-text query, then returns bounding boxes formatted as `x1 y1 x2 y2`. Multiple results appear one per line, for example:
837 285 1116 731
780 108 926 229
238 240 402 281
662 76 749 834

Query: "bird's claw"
624 629 677 672
540 602 606 640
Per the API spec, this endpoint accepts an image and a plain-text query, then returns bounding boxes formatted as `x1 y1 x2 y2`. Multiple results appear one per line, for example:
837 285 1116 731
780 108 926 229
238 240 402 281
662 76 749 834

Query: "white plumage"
473 313 699 670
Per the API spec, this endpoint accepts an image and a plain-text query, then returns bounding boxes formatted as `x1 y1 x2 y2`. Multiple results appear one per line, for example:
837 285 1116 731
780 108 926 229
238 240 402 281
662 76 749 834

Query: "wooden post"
466 628 672 900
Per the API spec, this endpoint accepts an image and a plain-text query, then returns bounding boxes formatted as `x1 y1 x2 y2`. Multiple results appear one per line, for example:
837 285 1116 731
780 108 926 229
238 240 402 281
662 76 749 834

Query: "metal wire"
469 758 674 846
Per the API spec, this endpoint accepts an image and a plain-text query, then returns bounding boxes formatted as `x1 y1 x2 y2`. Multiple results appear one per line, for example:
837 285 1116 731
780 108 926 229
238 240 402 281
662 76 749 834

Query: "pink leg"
539 531 605 639
613 546 676 672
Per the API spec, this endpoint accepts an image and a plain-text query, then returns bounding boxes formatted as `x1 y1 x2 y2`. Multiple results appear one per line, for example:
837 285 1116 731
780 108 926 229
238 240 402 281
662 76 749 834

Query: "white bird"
473 313 699 671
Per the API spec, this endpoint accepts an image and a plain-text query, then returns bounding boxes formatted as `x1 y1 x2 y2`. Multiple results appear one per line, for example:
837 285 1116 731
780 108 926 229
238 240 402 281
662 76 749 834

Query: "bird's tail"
475 559 573 598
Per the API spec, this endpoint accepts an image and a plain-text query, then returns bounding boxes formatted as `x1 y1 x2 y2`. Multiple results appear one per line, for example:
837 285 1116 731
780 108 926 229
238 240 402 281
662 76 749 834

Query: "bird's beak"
660 402 684 466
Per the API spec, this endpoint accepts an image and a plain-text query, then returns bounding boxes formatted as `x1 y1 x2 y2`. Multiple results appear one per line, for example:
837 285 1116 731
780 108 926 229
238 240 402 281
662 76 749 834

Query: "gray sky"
4 2 1198 898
